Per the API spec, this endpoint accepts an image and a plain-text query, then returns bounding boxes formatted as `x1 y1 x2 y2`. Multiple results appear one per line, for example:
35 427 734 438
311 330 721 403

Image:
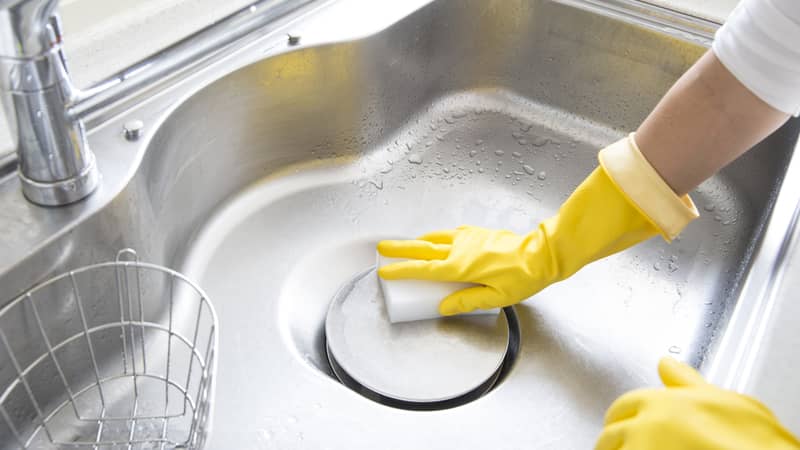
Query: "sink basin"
1 0 799 448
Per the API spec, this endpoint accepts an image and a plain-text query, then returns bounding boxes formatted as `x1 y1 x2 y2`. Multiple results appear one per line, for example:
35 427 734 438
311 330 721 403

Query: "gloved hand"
596 357 800 450
377 133 699 315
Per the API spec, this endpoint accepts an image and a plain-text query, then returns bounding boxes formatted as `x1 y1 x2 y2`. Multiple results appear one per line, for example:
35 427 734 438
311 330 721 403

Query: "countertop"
2 0 797 438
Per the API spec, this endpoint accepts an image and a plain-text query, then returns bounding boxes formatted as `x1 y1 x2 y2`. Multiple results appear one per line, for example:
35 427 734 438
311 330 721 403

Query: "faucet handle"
46 12 63 45
0 0 60 58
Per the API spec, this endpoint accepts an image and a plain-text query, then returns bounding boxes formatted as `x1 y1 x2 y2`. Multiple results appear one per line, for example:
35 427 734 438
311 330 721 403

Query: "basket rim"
0 259 218 327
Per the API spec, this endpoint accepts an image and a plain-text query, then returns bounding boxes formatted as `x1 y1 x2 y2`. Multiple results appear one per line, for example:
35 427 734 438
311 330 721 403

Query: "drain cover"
325 268 511 409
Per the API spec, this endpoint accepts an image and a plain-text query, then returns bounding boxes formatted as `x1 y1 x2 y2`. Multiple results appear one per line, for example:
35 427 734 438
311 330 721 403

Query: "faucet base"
19 153 100 206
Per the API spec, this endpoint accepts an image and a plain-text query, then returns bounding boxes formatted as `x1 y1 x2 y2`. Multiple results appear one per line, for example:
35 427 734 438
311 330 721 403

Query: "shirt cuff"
598 134 699 241
713 0 800 116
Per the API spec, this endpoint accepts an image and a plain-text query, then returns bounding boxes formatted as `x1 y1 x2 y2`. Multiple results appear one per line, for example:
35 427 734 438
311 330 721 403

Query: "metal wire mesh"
0 249 217 449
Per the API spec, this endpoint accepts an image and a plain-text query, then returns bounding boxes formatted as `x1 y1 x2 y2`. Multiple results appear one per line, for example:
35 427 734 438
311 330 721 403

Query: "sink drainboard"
323 268 520 411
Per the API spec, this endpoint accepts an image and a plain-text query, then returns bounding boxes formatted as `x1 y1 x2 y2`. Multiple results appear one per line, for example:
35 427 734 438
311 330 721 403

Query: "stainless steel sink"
1 0 799 448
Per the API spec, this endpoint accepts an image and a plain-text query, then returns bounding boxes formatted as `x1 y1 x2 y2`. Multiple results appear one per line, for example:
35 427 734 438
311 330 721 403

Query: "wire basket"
0 249 218 449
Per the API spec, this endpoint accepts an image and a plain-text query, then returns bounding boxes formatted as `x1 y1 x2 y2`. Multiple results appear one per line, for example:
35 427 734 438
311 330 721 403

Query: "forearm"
636 50 789 196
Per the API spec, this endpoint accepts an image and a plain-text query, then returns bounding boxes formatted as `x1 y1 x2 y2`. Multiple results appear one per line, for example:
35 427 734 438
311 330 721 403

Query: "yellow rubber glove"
596 357 800 450
378 134 699 315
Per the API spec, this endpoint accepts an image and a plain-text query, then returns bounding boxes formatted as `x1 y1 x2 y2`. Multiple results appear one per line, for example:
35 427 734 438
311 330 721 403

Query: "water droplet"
704 203 715 212
668 262 679 273
512 151 521 158
537 171 547 180
478 168 485 173
517 139 528 146
494 150 505 156
35 110 42 119
668 346 682 354
429 123 438 130
436 134 446 141
443 167 450 174
512 131 523 139
705 323 712 328
653 262 661 271
408 154 423 164
475 139 484 146
532 137 549 147
505 174 511 179
469 150 478 157
520 124 532 132
523 164 535 175
380 165 392 174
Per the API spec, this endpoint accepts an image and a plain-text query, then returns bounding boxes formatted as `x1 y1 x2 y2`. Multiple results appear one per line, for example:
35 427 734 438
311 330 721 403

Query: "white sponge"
377 254 501 323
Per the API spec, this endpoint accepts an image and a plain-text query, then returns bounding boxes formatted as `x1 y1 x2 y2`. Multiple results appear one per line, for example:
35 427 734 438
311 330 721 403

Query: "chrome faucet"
0 0 99 206
0 0 309 207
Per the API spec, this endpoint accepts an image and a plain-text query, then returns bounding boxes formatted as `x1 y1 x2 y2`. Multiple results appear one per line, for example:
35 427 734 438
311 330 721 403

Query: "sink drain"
324 268 520 411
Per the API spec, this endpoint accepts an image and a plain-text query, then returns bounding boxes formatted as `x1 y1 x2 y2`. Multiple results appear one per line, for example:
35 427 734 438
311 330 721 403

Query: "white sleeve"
713 0 800 115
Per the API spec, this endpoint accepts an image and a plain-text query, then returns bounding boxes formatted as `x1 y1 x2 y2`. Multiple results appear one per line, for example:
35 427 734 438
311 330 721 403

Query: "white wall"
0 0 255 157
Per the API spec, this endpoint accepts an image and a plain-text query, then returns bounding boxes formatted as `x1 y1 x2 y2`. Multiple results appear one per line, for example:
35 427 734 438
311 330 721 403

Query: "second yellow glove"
596 357 800 450
377 133 699 315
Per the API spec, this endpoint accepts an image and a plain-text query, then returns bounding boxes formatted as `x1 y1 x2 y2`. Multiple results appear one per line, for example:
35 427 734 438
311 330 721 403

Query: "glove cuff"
599 133 699 241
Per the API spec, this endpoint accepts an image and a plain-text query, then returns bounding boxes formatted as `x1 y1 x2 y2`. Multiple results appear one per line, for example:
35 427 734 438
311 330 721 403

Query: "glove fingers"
658 356 706 387
658 358 780 421
594 421 626 450
439 286 503 316
377 240 450 260
377 260 447 281
604 390 644 425
417 229 459 244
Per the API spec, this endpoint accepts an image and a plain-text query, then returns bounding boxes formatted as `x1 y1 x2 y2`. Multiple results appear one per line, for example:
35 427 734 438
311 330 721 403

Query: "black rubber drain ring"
325 306 520 411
